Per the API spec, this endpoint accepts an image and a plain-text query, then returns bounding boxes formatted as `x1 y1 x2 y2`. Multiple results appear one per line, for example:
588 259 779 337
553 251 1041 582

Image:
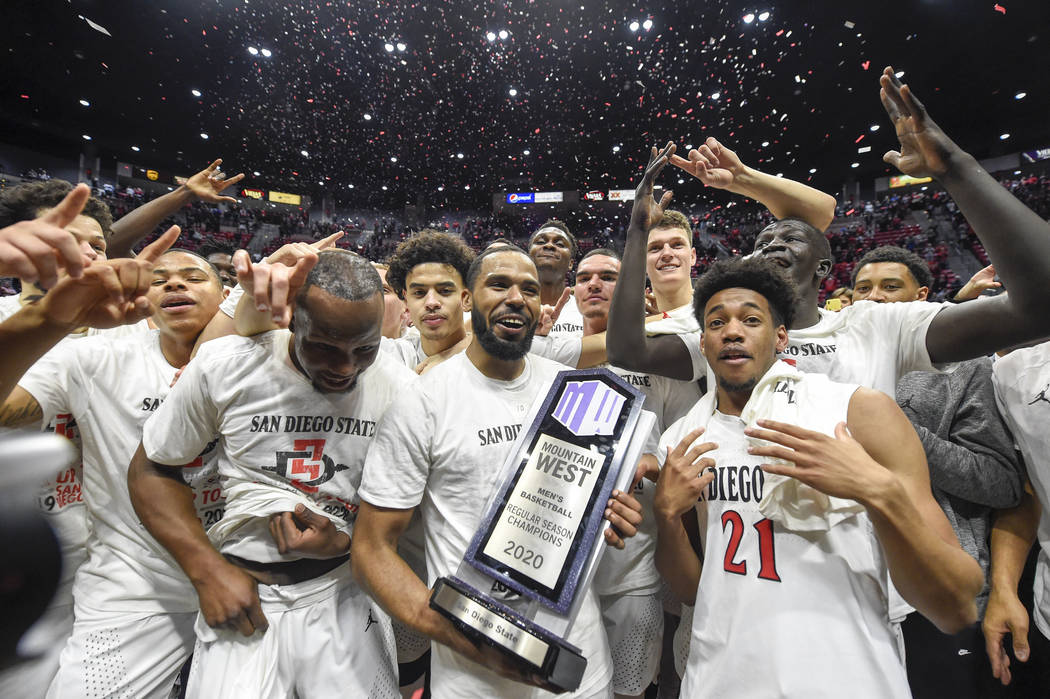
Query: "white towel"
694 359 864 532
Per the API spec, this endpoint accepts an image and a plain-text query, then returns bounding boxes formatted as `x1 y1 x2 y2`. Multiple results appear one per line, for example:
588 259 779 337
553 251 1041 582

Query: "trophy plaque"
430 368 656 691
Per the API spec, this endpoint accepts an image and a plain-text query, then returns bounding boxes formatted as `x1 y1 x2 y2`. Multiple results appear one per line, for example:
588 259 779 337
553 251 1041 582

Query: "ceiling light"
642 19 653 31
710 91 721 100
301 149 309 156
82 134 91 140
1015 91 1027 100
895 71 905 78
381 185 388 190
200 133 209 139
809 168 817 174
758 11 770 21
363 113 372 120
131 145 140 152
486 31 496 42
456 152 464 159
612 145 621 152
870 124 880 132
509 88 518 97
260 48 272 58
743 13 755 24
761 141 769 147
523 149 530 155
391 156 398 162
498 30 509 40
396 42 406 52
253 170 260 176
384 43 394 52
1000 133 1010 140
851 162 859 168
248 46 259 55
79 99 90 107
191 89 202 97
629 20 640 32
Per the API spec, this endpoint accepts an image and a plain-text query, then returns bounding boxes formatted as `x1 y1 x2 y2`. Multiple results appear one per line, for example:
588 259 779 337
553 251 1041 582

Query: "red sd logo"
265 439 348 494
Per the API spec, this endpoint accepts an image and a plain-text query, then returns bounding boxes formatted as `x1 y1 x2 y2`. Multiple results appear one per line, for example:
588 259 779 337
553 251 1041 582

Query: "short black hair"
465 244 532 291
579 247 621 264
158 247 223 287
0 180 114 236
197 241 236 258
757 218 834 265
693 257 798 329
528 219 578 258
385 229 475 299
299 249 382 303
852 245 932 289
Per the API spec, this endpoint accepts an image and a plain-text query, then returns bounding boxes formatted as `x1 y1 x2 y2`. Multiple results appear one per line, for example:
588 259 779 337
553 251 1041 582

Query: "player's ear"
461 288 472 312
915 286 929 301
774 325 789 352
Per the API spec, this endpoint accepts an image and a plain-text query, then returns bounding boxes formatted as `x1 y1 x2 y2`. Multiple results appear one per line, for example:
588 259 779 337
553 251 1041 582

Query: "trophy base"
430 576 586 692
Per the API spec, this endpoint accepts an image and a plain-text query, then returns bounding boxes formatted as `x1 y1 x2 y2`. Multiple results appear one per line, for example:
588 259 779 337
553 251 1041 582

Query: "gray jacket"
896 357 1025 617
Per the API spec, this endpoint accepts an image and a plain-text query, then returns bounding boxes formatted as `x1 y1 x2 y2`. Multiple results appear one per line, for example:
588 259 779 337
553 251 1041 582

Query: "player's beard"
717 375 759 395
472 307 535 361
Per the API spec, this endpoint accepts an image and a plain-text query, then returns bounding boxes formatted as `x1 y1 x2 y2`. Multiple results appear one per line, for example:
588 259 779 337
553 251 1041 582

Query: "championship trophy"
430 368 656 691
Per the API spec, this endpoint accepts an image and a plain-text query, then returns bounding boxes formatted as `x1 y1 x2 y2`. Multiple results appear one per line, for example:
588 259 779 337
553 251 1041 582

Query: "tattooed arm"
0 387 44 428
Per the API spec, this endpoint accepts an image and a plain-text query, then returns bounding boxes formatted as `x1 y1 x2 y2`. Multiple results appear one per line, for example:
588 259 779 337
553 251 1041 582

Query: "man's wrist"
184 546 233 586
936 150 979 186
857 468 906 514
34 297 79 335
173 184 199 205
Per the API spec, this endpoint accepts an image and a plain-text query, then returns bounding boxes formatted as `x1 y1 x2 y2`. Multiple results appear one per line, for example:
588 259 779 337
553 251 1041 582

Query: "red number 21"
720 510 782 582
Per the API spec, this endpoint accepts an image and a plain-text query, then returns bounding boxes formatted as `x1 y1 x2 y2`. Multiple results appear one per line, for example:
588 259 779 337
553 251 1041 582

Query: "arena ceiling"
2 0 1048 209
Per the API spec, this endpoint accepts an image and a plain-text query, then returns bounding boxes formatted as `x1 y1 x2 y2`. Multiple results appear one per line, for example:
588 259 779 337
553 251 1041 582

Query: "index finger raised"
136 225 181 263
40 183 91 231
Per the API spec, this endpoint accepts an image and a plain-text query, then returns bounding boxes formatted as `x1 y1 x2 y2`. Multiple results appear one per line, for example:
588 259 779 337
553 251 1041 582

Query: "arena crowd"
3 67 1050 699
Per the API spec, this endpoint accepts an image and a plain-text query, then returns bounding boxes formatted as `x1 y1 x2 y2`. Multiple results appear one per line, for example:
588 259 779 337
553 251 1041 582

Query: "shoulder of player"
845 385 907 440
361 348 418 387
193 329 285 364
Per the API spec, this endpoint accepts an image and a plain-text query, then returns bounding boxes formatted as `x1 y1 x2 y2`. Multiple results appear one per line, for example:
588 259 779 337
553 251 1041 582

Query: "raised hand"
745 419 893 503
0 183 92 287
629 142 675 233
654 428 717 521
39 224 181 330
879 66 963 178
670 137 745 190
265 231 343 267
954 264 1001 302
183 159 246 204
269 504 350 559
536 287 571 336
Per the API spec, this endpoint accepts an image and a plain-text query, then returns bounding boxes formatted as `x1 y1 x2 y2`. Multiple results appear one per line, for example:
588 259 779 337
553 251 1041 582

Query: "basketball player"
129 249 411 698
351 245 643 698
655 257 982 697
0 229 235 698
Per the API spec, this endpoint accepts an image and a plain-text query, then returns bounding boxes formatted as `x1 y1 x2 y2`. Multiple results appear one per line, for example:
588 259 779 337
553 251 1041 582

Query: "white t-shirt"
144 329 414 563
780 300 946 397
380 333 426 369
360 352 612 698
992 342 1050 641
660 376 910 698
18 330 223 613
593 363 702 596
645 303 706 382
549 293 584 338
529 333 583 368
3 296 158 606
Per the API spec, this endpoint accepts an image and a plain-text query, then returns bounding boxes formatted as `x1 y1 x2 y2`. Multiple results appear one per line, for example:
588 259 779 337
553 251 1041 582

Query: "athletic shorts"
599 592 663 695
46 598 195 699
673 603 693 679
392 617 430 665
186 566 398 699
